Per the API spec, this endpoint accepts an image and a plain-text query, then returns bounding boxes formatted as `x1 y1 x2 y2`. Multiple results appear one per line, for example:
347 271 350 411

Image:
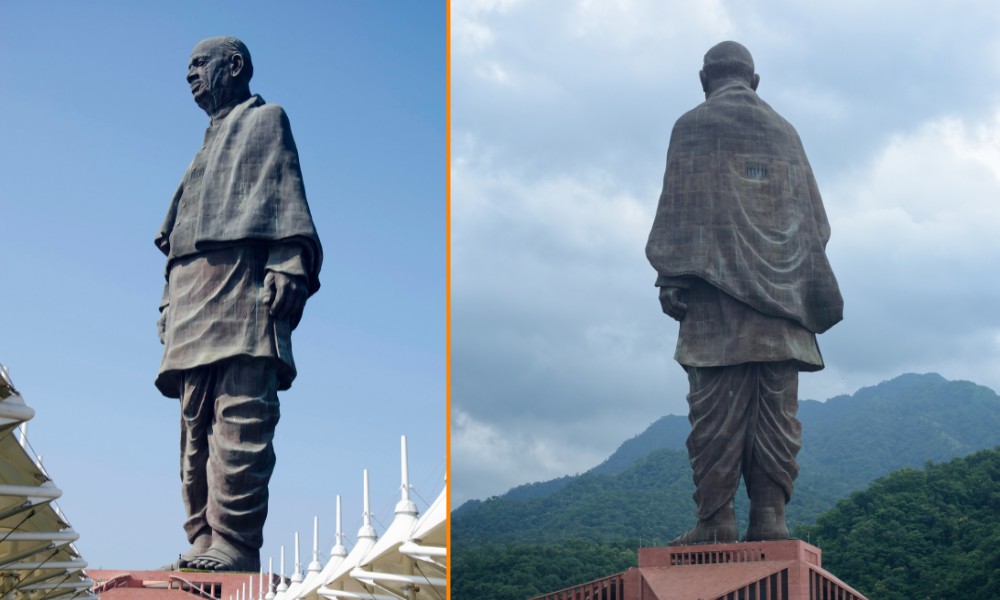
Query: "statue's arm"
262 243 311 327
655 274 692 322
157 281 169 345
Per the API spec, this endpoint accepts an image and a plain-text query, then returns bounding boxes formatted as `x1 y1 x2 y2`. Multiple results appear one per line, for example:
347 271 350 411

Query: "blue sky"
0 3 445 569
452 0 1000 504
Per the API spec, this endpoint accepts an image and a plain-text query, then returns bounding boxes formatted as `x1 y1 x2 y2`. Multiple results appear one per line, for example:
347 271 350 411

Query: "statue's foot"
743 522 789 541
161 531 212 570
745 471 790 541
669 503 737 546
744 506 789 541
186 537 259 572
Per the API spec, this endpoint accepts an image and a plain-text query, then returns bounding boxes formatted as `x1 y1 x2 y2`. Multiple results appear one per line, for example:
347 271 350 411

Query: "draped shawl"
646 81 842 333
156 95 322 293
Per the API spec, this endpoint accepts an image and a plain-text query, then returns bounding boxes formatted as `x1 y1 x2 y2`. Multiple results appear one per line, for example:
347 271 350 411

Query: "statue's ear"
751 73 760 91
699 70 708 94
230 54 245 79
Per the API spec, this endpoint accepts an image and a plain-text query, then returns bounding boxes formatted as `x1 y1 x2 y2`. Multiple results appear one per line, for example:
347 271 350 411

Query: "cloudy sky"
1 4 444 568
452 0 1000 505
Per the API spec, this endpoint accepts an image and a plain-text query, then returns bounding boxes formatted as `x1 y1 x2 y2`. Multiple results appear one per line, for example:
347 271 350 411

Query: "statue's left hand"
659 286 688 321
262 271 308 321
157 308 168 345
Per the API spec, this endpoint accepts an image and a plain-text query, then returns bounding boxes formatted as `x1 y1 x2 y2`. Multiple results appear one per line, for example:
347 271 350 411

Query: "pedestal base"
89 569 273 600
626 540 866 600
531 539 868 600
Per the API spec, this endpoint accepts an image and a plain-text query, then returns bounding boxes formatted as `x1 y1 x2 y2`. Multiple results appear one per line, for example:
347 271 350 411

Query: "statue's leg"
189 357 278 571
174 367 213 567
744 361 800 541
670 364 753 545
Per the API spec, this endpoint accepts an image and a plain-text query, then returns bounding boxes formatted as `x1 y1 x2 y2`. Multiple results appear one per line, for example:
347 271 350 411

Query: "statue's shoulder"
669 100 714 140
256 102 288 117
245 97 286 118
242 98 293 135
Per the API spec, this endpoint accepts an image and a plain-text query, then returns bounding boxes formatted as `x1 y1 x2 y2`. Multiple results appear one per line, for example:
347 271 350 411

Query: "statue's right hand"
659 286 688 321
157 308 167 345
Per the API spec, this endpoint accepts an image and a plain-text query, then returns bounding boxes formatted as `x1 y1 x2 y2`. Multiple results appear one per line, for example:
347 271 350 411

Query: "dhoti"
685 361 801 520
178 356 280 550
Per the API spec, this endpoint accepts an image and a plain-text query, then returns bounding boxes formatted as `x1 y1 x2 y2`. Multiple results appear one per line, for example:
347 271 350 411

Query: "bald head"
187 36 254 119
699 41 759 97
201 36 254 83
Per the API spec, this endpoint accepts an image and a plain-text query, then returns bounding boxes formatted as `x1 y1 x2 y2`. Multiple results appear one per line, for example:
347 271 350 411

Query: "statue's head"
187 36 254 116
699 41 759 98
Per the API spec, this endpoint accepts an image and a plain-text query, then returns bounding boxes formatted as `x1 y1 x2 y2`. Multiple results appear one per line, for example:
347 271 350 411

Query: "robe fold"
647 79 843 519
646 81 842 334
157 94 322 292
155 94 322 398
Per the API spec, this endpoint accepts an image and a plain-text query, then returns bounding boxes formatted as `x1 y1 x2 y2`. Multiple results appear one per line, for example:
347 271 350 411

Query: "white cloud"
816 109 1000 394
831 112 1000 267
474 62 511 84
568 0 733 53
451 0 1000 503
452 0 524 55
452 152 691 500
453 160 652 262
452 409 606 504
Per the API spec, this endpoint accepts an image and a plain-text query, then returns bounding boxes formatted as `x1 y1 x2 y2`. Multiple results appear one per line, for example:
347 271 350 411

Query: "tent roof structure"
0 365 94 600
272 437 445 600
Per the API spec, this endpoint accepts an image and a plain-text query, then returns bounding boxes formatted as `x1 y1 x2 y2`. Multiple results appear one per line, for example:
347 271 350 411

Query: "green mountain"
453 374 1000 600
453 373 1000 548
796 447 1000 599
455 448 1000 600
453 539 639 600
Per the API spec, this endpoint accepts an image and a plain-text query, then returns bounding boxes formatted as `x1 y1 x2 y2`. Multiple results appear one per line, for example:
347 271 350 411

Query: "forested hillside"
797 448 1000 599
453 374 1000 600
455 448 1000 600
454 373 1000 546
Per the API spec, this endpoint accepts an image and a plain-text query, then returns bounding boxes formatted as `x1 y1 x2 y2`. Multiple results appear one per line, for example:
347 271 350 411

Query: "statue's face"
187 39 233 112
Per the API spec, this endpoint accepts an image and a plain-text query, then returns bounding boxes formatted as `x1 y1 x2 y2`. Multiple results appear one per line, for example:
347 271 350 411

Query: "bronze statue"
155 36 322 571
646 41 843 544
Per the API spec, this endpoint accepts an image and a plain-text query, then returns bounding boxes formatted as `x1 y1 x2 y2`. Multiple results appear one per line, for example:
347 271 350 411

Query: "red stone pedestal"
531 540 867 600
89 569 271 600
625 540 866 600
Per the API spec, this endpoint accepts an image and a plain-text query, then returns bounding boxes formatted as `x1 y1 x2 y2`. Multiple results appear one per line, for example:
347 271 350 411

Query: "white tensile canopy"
0 365 94 600
271 437 445 600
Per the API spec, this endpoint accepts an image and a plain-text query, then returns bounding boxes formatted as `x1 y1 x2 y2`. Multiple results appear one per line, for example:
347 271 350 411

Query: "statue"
155 36 322 571
646 41 843 544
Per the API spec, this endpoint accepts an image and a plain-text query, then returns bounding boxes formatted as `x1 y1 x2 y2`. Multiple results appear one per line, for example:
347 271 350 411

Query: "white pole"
364 470 371 526
292 531 303 583
359 469 376 539
336 495 343 546
331 495 346 557
395 435 417 515
401 435 410 500
277 544 288 592
308 515 322 573
265 557 275 600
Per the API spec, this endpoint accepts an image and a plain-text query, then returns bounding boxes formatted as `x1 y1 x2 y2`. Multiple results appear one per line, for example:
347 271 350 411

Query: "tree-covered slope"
796 373 1000 501
453 373 1000 546
452 539 638 600
797 447 1000 599
455 447 1000 600
454 449 695 548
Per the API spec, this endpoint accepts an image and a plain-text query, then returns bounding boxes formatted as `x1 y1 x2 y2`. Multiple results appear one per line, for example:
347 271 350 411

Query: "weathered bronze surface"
646 41 842 545
156 36 322 571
